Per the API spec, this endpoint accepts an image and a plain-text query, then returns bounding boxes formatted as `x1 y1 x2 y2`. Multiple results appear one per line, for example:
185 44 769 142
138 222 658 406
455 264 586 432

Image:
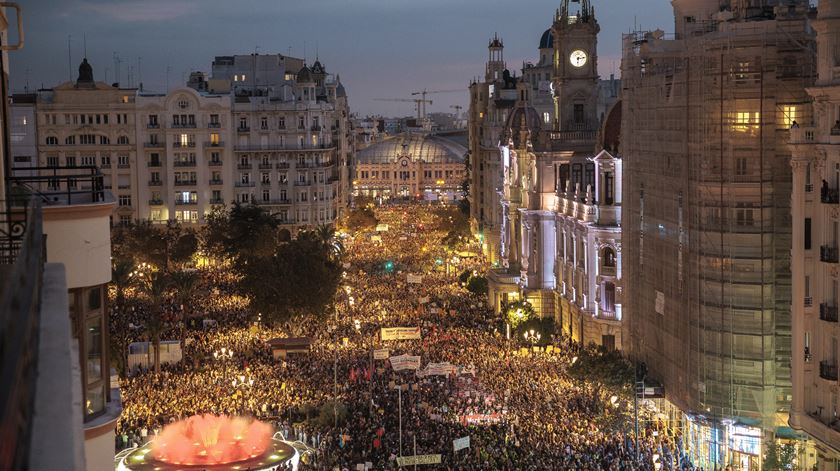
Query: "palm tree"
169 270 199 349
139 271 170 375
111 259 134 310
315 224 344 260
110 259 135 377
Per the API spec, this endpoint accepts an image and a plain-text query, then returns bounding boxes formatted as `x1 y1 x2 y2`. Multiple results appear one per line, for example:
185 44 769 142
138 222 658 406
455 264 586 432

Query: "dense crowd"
115 204 697 470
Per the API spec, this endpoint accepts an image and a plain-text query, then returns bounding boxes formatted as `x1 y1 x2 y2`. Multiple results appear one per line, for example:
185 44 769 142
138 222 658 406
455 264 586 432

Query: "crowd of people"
115 203 697 470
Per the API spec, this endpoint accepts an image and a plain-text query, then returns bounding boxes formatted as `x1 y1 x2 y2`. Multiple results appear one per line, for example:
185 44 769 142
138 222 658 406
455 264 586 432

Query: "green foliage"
111 220 198 270
466 275 488 296
567 345 635 392
516 316 554 345
345 207 379 232
353 194 375 208
315 400 348 427
240 231 342 324
203 202 279 261
458 270 472 284
503 300 536 330
763 442 798 471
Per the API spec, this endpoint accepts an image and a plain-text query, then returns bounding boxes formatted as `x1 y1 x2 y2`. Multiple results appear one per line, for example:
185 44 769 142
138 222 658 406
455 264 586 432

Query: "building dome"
539 29 554 49
77 58 94 85
503 105 542 149
296 66 313 83
356 133 466 165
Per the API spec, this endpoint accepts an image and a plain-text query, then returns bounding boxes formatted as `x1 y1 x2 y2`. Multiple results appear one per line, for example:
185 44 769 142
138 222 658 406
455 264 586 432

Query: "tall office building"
789 0 840 465
622 0 814 467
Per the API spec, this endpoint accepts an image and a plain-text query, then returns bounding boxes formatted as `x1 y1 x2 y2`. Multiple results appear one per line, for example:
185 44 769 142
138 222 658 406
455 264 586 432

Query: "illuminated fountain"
116 415 298 471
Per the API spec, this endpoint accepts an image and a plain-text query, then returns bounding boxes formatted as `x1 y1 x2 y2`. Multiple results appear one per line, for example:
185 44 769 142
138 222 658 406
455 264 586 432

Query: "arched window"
65 135 76 145
46 136 58 145
602 247 616 268
117 136 129 145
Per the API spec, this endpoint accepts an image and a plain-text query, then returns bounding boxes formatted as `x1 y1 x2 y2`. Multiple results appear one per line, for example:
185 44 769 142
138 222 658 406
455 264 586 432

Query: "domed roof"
296 66 313 83
504 105 542 149
356 133 466 165
539 29 553 49
77 58 94 85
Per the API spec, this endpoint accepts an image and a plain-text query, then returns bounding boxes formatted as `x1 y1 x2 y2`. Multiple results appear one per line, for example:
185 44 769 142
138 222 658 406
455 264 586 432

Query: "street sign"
396 454 442 466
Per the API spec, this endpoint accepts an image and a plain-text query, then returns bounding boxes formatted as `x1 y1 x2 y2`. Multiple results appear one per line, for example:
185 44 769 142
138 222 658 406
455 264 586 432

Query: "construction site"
621 0 816 468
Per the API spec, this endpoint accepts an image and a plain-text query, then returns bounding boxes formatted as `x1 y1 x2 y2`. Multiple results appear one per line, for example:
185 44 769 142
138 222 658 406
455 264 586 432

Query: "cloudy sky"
10 0 673 117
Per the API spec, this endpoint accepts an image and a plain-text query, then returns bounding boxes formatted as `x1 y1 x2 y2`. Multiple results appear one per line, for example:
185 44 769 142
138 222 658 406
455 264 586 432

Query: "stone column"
790 157 809 427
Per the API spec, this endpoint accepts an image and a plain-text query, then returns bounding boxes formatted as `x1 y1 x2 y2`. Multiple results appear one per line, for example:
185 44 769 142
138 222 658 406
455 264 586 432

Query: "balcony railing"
820 303 839 323
209 198 224 204
146 123 160 129
208 161 223 167
173 161 196 168
147 161 161 168
148 199 164 205
174 200 198 206
171 123 197 128
237 127 250 133
205 141 224 148
235 182 256 188
208 122 221 129
259 163 273 170
233 144 336 152
821 245 839 263
822 186 840 204
148 180 162 186
173 142 196 148
209 179 223 185
256 199 292 205
173 180 197 187
820 361 838 381
144 142 164 148
0 198 43 471
237 164 252 170
8 166 108 205
294 181 312 186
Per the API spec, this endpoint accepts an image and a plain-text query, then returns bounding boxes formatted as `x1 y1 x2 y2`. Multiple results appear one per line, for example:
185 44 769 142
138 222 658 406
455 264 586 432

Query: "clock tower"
550 0 600 133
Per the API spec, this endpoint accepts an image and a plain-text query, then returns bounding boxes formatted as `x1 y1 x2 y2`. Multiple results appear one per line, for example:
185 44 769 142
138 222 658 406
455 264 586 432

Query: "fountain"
116 415 297 470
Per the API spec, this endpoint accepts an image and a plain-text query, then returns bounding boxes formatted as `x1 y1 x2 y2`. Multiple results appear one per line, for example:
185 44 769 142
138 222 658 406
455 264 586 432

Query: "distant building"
354 132 466 202
9 93 37 176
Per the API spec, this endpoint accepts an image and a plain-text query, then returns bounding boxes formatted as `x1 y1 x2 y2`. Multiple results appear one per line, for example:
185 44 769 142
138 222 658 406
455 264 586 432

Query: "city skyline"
11 0 671 117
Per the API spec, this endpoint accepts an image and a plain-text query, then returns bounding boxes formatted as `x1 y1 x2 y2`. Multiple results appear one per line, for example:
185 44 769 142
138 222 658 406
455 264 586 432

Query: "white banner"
407 274 424 284
373 348 389 360
418 296 430 304
381 327 422 341
458 364 477 376
390 354 421 371
655 290 665 315
453 436 470 452
396 455 441 466
418 362 457 377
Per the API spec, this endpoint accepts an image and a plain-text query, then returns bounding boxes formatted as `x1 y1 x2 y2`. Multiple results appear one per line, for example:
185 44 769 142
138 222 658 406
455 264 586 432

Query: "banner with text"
389 354 421 371
453 436 471 452
373 349 390 360
381 327 422 341
418 362 457 377
407 274 424 284
396 455 442 466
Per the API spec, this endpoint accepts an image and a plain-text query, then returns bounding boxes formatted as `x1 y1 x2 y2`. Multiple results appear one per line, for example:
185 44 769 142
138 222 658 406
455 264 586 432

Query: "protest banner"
389 354 421 371
381 327 422 341
407 274 424 284
396 455 442 466
373 348 390 360
453 436 471 452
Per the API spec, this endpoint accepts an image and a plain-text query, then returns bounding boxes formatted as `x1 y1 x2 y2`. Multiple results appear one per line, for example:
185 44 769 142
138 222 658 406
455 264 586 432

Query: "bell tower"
551 0 600 132
486 33 505 82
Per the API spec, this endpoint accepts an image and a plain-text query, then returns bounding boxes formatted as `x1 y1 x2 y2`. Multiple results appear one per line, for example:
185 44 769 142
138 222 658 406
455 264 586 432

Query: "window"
210 133 220 145
805 218 812 250
119 215 131 226
118 195 132 207
99 136 109 145
118 155 129 167
279 172 288 184
262 189 270 201
239 117 248 129
65 136 76 145
149 115 158 126
210 114 219 126
239 193 250 203
261 117 268 129
46 136 58 145
543 112 550 124
79 134 96 145
178 99 189 109
66 156 76 167
81 156 95 166
782 105 801 128
278 117 286 129
150 172 161 183
262 173 270 184
47 156 59 167
573 104 584 124
241 173 251 184
735 157 748 176
117 136 129 145
602 247 616 267
101 155 111 166
604 171 614 204
212 190 221 201
298 116 305 129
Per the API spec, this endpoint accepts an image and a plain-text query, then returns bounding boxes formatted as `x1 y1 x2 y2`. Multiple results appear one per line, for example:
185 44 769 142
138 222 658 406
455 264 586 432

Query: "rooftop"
356 133 467 165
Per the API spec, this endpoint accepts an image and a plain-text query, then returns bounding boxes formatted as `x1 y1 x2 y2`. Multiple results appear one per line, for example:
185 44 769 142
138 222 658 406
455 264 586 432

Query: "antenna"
166 65 171 91
113 52 122 85
83 33 87 58
137 56 142 87
67 35 72 81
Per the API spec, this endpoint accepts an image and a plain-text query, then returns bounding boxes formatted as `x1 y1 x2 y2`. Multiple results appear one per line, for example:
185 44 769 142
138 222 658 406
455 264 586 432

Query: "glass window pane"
87 287 101 311
86 317 102 383
86 384 104 416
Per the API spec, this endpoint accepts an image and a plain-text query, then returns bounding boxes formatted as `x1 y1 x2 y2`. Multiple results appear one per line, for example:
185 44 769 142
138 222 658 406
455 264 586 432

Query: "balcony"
171 123 197 129
209 179 223 185
259 163 273 170
822 186 840 204
237 127 250 133
820 361 838 381
146 123 160 129
173 142 196 148
237 163 252 170
257 199 292 205
209 198 224 204
147 161 161 168
233 143 336 152
148 199 164 205
205 141 224 148
235 182 256 188
208 122 221 129
277 162 290 169
821 245 839 263
174 199 198 206
117 164 130 169
173 180 197 187
260 180 272 186
173 161 196 168
208 160 223 167
789 126 816 144
311 124 322 132
820 304 839 323
601 265 617 277
148 180 163 186
144 142 164 149
294 181 312 187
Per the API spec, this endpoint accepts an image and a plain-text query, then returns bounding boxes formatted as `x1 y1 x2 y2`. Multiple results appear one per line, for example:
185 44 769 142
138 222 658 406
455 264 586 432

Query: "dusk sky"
10 0 673 117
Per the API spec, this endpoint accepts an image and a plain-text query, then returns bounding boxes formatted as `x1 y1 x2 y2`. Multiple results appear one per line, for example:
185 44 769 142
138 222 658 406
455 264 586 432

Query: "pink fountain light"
151 414 273 466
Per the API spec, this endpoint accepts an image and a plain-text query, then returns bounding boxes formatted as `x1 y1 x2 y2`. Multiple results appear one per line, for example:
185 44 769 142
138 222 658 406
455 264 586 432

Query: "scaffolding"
622 8 815 461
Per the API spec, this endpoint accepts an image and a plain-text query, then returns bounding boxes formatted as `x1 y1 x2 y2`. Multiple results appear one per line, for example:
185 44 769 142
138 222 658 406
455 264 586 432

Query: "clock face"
401 159 408 167
570 50 588 68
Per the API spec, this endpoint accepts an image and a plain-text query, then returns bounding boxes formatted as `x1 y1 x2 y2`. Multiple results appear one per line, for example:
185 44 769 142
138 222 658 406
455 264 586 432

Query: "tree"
241 231 341 324
503 300 536 330
110 260 135 378
763 442 798 471
466 275 488 296
169 270 199 349
139 271 170 375
314 224 345 261
112 220 198 270
345 207 378 232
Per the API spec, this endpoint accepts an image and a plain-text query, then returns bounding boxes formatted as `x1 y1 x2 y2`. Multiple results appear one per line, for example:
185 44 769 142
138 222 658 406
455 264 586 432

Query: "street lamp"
523 329 541 345
232 374 255 416
214 347 234 376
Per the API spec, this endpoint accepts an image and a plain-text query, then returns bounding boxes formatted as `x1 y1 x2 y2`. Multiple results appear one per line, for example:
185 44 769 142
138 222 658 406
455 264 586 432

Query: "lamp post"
232 374 255 416
523 329 541 345
213 347 233 376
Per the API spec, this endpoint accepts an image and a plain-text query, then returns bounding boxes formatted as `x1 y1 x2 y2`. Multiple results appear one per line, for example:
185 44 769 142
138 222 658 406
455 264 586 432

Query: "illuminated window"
180 133 189 146
732 111 760 132
781 105 800 128
543 112 551 124
210 133 220 145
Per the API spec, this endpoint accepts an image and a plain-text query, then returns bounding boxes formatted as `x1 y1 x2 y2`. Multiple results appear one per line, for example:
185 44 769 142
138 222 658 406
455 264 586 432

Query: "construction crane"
450 105 463 120
410 89 463 119
373 98 433 121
